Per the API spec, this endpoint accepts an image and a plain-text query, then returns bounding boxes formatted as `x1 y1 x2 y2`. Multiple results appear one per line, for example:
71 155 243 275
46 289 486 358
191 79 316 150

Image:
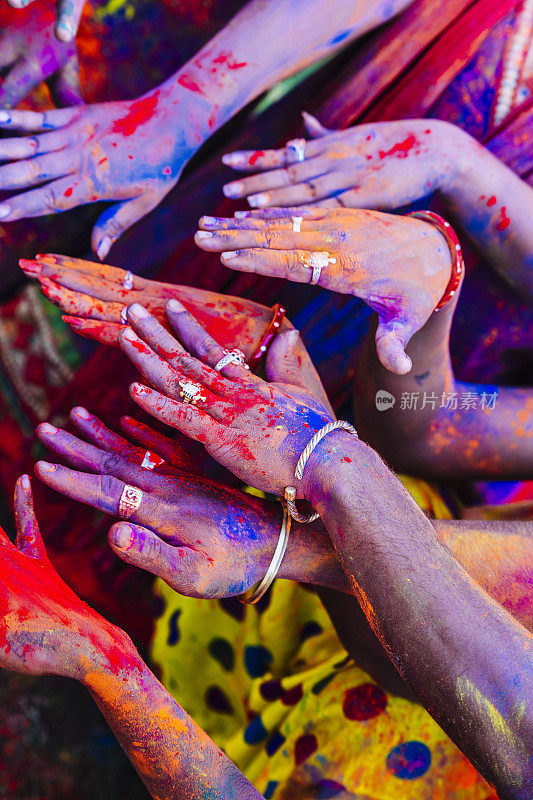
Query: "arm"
355 287 533 479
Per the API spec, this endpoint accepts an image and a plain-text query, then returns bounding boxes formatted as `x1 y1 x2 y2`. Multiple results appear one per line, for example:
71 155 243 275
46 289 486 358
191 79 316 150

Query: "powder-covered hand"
0 474 131 680
0 0 82 107
5 0 86 43
195 207 452 374
222 115 467 211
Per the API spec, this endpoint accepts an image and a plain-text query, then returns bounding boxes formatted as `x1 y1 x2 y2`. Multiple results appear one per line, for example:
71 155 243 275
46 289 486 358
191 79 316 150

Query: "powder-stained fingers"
0 106 78 132
244 171 352 208
221 248 331 285
0 149 76 191
38 278 124 322
119 416 196 472
194 227 318 253
69 407 140 456
34 461 163 526
14 476 47 560
108 521 201 594
233 206 330 221
222 156 331 199
62 316 124 346
55 0 86 43
221 138 325 172
0 176 88 221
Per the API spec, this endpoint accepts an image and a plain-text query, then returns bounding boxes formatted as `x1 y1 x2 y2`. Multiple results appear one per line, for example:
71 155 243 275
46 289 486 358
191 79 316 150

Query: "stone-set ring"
302 251 337 285
214 348 249 372
122 270 134 290
178 379 207 405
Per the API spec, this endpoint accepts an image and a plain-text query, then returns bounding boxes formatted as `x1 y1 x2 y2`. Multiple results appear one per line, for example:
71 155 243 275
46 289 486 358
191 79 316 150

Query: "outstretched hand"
195 207 452 374
5 0 86 43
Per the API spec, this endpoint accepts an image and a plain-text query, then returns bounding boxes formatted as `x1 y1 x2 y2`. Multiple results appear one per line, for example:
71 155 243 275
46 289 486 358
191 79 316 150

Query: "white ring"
122 271 133 290
302 251 336 286
141 451 165 470
214 348 249 372
292 216 303 233
121 307 128 323
286 138 306 162
118 485 143 519
310 264 322 285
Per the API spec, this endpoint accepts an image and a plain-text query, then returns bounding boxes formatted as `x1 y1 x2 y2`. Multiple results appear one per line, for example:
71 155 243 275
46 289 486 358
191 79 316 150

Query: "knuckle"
140 533 163 565
285 166 298 185
100 452 121 473
42 184 59 212
306 180 320 199
100 473 119 498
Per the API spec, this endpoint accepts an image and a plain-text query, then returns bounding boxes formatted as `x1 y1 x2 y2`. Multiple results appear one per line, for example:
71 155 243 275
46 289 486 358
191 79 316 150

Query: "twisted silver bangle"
284 420 358 524
240 503 291 604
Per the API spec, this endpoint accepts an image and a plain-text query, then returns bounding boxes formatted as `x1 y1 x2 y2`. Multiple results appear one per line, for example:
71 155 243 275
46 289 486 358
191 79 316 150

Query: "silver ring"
291 216 303 233
286 138 306 162
122 270 133 290
121 306 128 323
214 348 249 372
178 379 207 405
118 485 143 519
302 251 336 286
141 450 165 470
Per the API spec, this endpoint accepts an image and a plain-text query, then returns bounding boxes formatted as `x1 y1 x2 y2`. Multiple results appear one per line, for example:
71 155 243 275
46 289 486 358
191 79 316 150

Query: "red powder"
64 188 73 197
178 73 203 94
113 92 160 137
249 150 265 166
496 206 510 231
487 195 497 206
378 134 419 159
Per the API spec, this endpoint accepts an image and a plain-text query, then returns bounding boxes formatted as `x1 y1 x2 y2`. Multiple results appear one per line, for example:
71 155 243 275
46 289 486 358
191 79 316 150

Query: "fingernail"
223 181 244 198
222 153 245 167
97 235 112 261
72 406 92 419
200 216 218 227
121 326 136 341
286 330 299 347
0 204 12 219
167 298 186 312
40 422 58 435
21 474 30 490
234 210 251 219
248 193 269 208
195 231 213 240
112 523 134 550
0 112 11 123
56 21 75 42
128 303 149 318
221 251 239 260
19 259 42 274
37 461 57 473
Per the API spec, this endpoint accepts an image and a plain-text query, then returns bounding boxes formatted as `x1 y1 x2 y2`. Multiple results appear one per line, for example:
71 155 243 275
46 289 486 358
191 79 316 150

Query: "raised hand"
0 1 82 107
36 407 346 596
5 0 86 43
221 115 466 210
195 207 453 374
0 84 204 258
0 474 131 680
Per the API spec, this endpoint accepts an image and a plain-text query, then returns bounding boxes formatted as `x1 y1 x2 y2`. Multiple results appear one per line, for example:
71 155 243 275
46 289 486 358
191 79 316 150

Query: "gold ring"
178 379 207 405
118 485 143 519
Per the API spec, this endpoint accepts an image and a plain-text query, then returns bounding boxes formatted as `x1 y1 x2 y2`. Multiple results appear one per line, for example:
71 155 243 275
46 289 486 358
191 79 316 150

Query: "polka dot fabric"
151 478 491 799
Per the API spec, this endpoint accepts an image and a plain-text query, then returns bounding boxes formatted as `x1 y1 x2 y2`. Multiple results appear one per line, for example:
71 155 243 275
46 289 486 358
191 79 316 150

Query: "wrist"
301 430 374 506
77 623 141 687
437 125 478 198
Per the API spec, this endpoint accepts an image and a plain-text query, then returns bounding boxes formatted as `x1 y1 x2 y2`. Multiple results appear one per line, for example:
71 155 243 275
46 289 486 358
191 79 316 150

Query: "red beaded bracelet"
248 303 286 370
408 210 464 311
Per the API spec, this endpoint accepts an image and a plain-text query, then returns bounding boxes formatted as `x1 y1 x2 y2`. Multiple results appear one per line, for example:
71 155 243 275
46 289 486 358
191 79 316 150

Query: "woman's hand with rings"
221 114 467 211
195 207 454 374
35 409 339 598
114 302 334 496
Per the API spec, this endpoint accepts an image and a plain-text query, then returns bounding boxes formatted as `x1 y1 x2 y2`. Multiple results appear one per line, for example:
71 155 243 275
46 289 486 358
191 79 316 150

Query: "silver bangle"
284 420 358 524
240 503 291 604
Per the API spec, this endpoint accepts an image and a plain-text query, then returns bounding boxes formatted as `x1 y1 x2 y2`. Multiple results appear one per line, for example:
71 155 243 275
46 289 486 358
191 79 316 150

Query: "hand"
35 408 346 596
19 252 331 405
221 115 467 210
0 85 201 258
0 474 130 681
0 1 82 107
113 302 335 496
194 207 452 373
5 0 86 43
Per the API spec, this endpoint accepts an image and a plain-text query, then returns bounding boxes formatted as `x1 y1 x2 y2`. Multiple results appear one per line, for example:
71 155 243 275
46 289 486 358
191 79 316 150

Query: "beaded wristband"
408 210 464 311
240 502 291 604
248 304 286 370
284 420 358 524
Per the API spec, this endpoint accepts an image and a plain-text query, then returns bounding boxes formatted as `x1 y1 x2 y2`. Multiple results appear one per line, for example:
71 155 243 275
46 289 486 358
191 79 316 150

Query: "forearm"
83 638 262 800
439 131 533 296
435 519 533 632
304 435 533 797
159 0 414 138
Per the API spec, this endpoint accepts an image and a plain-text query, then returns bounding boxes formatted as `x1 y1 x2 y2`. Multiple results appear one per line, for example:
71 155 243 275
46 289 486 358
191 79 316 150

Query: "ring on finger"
118 484 143 519
141 450 165 470
291 216 303 232
286 138 306 162
302 252 336 286
122 271 134 290
214 348 250 372
178 379 207 405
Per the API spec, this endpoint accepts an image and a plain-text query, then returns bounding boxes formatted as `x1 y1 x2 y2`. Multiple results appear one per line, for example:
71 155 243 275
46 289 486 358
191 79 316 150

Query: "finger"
123 306 243 396
36 422 164 490
92 194 164 261
14 474 46 560
34 461 161 526
221 156 330 200
63 315 123 346
130 383 227 446
245 172 351 208
220 248 331 284
0 105 77 132
0 35 17 71
233 206 329 221
119 416 196 472
375 318 415 375
55 0 85 43
50 54 83 107
194 227 318 253
0 129 70 163
108 522 200 592
0 149 77 191
301 111 332 138
0 55 53 109
221 138 324 173
69 407 139 454
38 277 124 322
265 329 306 386
0 176 88 221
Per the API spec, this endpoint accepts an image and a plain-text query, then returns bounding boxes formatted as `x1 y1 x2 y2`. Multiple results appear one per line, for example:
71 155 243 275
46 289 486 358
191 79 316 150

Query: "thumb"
51 54 83 107
374 316 415 375
92 194 161 260
14 474 48 561
301 111 331 138
265 329 306 387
